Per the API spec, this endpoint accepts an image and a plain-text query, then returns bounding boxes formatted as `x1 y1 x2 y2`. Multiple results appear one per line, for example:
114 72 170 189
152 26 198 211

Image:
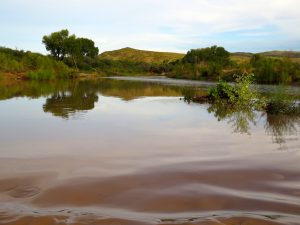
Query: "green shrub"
208 81 236 101
250 54 299 84
208 73 265 110
183 46 230 66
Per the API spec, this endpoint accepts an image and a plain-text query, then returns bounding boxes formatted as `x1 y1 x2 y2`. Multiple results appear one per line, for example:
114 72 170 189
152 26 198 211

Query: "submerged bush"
208 81 236 101
208 73 265 110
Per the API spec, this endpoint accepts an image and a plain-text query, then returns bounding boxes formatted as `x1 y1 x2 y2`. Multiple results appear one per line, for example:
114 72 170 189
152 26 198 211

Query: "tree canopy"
42 29 99 68
42 29 70 60
183 45 230 66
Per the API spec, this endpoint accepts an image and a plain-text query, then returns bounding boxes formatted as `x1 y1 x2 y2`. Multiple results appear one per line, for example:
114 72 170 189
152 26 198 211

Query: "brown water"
0 78 299 225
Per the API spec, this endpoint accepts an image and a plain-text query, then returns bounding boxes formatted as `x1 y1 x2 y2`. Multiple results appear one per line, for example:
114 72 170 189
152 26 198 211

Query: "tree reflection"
207 100 300 147
183 90 300 147
43 91 98 119
207 100 257 135
265 113 300 147
1 78 183 119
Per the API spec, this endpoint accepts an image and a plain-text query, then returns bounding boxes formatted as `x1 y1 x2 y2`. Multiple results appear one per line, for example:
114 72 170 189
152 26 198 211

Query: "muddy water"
0 78 300 225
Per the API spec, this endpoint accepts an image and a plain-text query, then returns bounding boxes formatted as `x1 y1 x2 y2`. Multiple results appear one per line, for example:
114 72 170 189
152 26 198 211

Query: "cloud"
0 0 299 53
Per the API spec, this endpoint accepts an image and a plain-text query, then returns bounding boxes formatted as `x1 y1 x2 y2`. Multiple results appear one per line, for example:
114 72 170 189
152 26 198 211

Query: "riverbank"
1 46 300 84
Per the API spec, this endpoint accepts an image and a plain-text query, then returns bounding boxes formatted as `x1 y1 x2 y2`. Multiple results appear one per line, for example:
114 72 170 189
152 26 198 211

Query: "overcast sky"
1 0 299 53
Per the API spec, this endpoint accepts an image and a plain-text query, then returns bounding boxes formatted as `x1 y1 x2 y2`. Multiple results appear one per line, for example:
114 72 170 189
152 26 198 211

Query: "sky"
0 0 299 54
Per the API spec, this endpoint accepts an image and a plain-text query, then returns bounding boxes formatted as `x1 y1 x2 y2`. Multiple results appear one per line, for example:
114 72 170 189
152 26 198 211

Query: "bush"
183 46 230 66
0 47 72 79
250 54 299 84
208 73 265 110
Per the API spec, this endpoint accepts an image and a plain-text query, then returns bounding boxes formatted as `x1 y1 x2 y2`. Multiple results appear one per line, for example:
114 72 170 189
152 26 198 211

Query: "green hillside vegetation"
99 47 184 64
0 47 71 80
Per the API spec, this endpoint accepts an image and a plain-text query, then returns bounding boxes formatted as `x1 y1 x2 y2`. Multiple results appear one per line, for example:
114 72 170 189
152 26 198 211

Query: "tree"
42 29 69 60
42 29 99 69
77 38 99 58
64 34 80 69
183 45 230 66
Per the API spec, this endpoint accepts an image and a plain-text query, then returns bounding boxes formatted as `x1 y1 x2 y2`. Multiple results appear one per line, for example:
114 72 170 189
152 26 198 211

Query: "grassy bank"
0 47 72 80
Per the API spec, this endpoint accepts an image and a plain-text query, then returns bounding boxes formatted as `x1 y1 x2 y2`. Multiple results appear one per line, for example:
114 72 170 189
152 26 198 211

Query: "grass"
26 70 55 80
99 47 185 64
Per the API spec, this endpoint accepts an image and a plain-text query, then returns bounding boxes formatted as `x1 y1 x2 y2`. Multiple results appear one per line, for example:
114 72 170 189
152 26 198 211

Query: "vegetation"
0 47 71 80
183 73 299 133
208 73 265 110
167 46 231 80
98 46 300 84
250 54 300 84
183 46 230 65
43 29 99 70
181 73 300 139
1 28 300 83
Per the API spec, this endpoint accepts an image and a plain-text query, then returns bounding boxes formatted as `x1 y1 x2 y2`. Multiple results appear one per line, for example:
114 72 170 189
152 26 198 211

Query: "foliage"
42 29 69 60
208 81 236 101
183 46 230 66
250 54 300 84
0 47 71 80
166 46 231 80
208 73 265 110
43 29 99 69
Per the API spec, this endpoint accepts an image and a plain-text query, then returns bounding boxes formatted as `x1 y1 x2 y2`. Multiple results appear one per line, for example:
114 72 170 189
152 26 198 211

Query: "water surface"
0 78 299 225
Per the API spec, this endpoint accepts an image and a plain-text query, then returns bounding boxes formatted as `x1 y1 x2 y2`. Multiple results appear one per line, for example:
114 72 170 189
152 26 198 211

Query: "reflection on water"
205 100 300 148
0 78 299 146
0 77 300 224
265 113 300 148
0 79 183 118
206 100 257 135
43 91 98 119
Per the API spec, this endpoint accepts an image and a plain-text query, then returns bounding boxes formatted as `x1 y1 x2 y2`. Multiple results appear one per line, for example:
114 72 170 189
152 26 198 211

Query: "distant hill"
99 47 184 64
260 51 300 58
99 47 300 64
232 51 300 58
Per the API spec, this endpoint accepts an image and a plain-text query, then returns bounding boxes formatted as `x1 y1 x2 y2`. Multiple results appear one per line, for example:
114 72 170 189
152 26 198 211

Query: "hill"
231 51 300 63
100 48 300 65
260 50 300 58
99 47 184 64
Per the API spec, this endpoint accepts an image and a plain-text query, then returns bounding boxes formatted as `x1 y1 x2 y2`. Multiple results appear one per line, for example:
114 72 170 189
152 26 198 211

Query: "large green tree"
42 29 69 60
42 29 99 69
